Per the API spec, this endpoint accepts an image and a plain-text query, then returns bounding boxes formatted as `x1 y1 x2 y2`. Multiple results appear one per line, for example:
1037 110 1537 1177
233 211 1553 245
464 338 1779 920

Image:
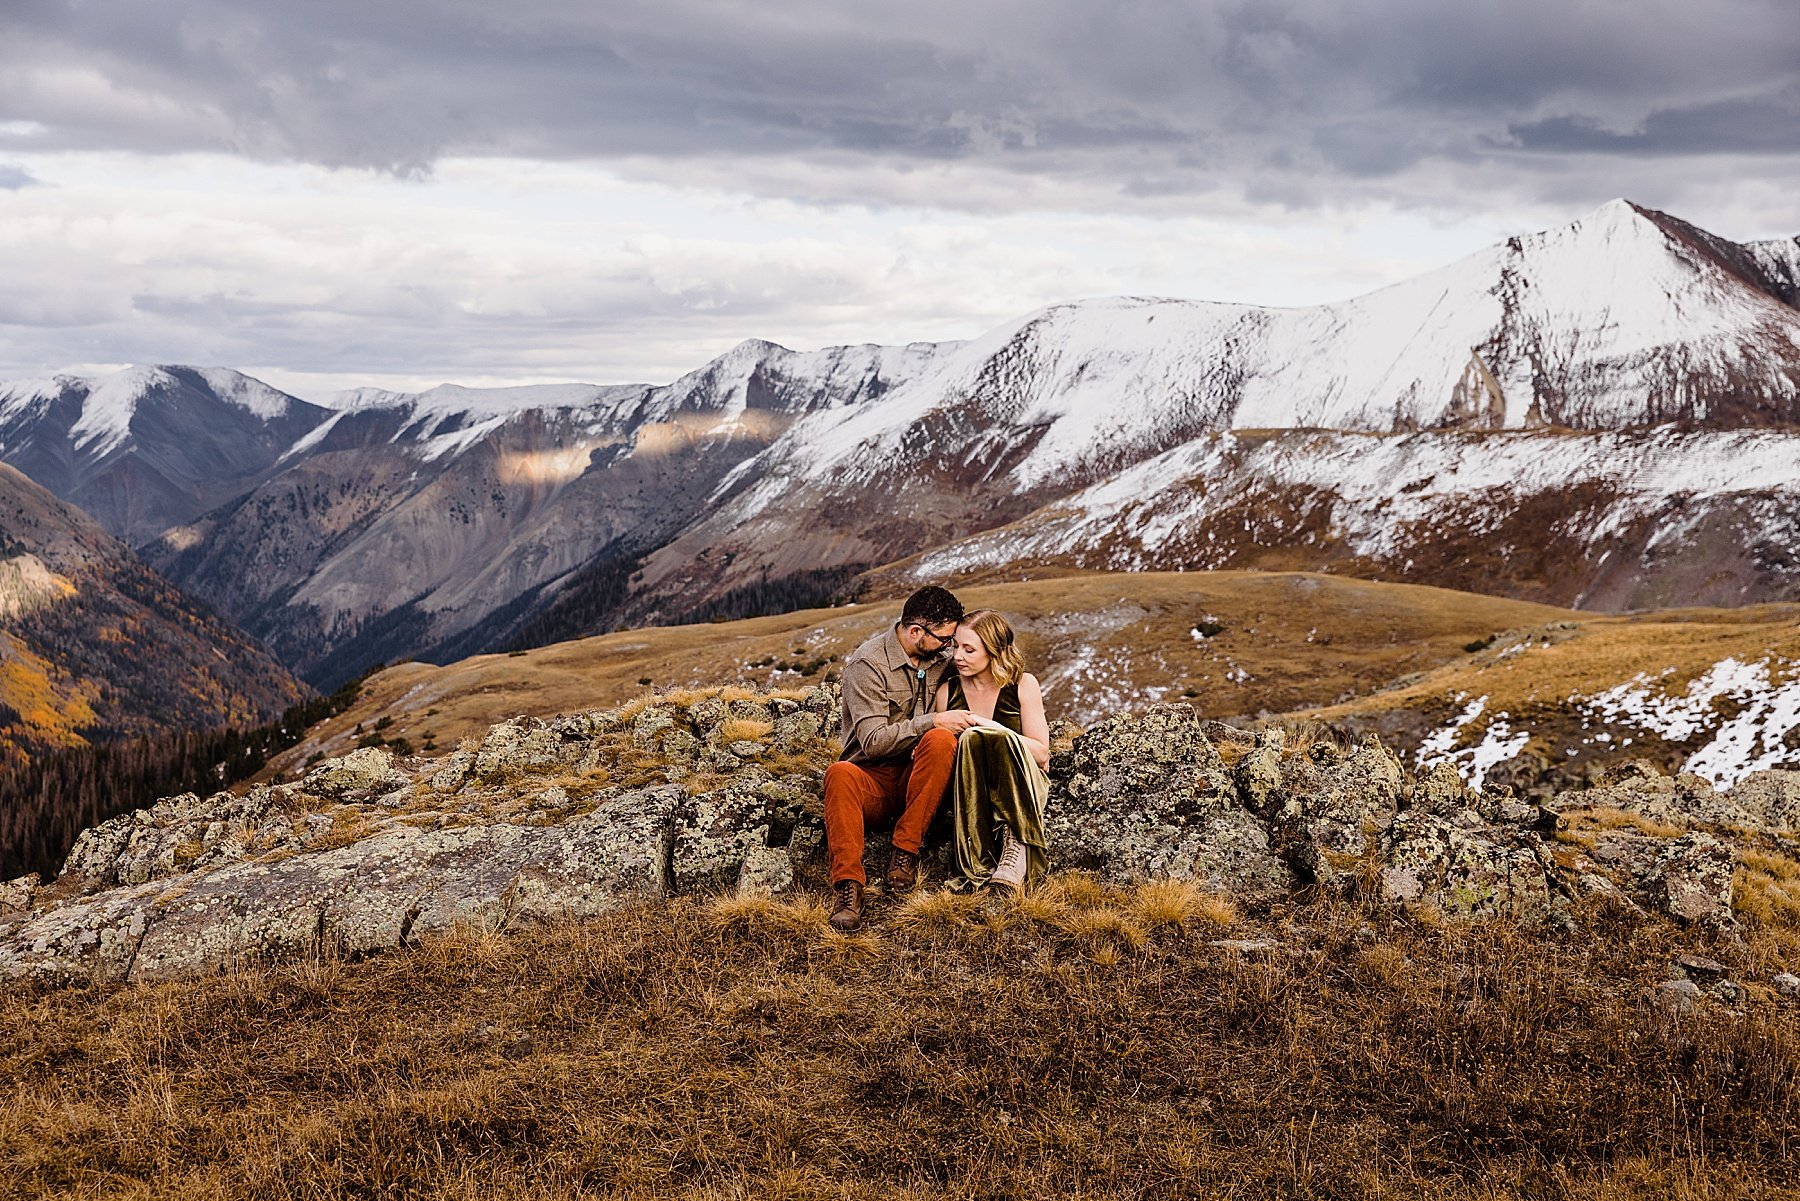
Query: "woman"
932 609 1051 894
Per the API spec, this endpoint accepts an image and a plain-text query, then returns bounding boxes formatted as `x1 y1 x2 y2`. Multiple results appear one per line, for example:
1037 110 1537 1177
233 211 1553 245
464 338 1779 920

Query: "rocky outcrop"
1 688 1785 984
1048 705 1292 897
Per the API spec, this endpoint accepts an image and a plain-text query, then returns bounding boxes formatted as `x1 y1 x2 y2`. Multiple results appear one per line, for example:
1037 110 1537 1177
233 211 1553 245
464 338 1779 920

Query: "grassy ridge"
4 880 1796 1199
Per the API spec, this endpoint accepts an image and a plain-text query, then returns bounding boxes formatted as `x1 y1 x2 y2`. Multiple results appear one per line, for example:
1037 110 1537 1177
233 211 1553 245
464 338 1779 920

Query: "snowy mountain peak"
68 366 177 456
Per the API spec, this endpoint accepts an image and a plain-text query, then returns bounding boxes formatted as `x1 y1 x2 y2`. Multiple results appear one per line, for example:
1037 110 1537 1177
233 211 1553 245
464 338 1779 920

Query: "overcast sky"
2 0 1797 397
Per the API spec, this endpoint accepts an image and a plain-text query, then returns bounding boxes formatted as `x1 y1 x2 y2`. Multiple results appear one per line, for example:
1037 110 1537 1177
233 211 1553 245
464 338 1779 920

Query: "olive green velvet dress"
945 676 1050 889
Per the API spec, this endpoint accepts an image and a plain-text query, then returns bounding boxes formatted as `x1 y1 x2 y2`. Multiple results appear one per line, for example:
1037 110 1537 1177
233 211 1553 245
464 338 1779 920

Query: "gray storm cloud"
3 0 1798 206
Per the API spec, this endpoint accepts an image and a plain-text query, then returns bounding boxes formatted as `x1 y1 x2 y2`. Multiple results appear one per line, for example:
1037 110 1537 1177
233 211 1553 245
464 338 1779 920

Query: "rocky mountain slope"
0 463 306 761
886 424 1800 613
6 200 1799 687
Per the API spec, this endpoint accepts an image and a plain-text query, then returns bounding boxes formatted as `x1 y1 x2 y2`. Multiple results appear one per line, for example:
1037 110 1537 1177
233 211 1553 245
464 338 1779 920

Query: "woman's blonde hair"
960 609 1025 686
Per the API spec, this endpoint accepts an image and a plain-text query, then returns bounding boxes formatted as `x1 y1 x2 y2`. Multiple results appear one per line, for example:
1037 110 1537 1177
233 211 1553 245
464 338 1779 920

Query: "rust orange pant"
823 728 957 885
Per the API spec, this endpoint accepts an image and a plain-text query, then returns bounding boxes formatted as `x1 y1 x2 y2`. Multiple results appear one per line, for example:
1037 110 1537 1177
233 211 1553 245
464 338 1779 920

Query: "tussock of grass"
1130 878 1237 929
3 881 1799 1199
711 717 775 744
891 885 978 930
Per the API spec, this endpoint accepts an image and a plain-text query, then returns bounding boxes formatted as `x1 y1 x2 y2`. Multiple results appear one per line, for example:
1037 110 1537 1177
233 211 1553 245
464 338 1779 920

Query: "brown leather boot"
885 846 920 895
828 880 864 932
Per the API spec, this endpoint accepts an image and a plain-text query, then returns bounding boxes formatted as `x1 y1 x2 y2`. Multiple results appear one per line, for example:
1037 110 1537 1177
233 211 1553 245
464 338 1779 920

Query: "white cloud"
0 151 1583 392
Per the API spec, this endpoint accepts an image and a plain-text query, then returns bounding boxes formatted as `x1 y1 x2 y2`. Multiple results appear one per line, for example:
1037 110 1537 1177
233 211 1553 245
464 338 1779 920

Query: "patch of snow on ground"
1578 657 1800 787
1582 658 1768 744
1685 680 1800 786
1415 695 1530 789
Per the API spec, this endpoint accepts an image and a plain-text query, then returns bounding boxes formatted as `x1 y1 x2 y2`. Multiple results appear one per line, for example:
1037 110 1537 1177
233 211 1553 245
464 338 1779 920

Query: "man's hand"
933 709 980 733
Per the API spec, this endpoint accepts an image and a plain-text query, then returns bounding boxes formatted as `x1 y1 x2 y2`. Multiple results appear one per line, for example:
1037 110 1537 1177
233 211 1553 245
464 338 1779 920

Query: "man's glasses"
916 624 957 648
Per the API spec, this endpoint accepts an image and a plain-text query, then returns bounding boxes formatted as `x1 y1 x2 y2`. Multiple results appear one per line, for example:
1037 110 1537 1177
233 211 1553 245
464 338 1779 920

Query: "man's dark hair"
900 585 964 629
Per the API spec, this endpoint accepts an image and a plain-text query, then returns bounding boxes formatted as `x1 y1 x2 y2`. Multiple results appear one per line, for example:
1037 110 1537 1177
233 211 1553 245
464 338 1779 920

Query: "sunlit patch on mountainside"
493 446 602 486
0 554 74 621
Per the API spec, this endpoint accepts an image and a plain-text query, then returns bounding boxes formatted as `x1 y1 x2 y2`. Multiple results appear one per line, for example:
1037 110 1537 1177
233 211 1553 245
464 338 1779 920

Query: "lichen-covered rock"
1269 735 1405 887
428 748 476 792
305 746 412 799
1550 767 1755 830
1413 761 1470 815
736 844 795 896
1 785 685 984
727 699 774 726
59 787 307 892
630 706 678 748
1184 810 1296 899
661 728 704 760
1049 707 1288 890
670 774 816 893
472 715 591 778
799 683 842 740
773 711 822 752
1234 728 1285 817
1728 770 1800 832
0 873 38 914
1474 785 1540 827
1379 811 1555 921
1645 832 1737 930
1064 704 1223 775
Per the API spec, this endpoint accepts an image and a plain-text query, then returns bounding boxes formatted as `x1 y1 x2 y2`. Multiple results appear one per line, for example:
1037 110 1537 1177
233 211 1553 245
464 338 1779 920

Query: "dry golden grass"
1129 878 1238 929
711 717 774 744
1313 599 1800 731
3 882 1796 1200
1735 845 1800 964
1557 806 1687 846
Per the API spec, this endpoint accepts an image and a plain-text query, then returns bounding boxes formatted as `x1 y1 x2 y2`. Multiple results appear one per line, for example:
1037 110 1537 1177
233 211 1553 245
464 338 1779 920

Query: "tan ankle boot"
987 825 1028 894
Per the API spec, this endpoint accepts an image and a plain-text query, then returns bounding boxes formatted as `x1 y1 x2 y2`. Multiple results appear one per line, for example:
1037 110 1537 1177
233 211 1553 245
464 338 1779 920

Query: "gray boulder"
1728 770 1800 832
1550 765 1754 830
670 773 817 893
1 785 684 984
471 715 591 779
1644 832 1737 930
1269 735 1405 887
0 874 38 915
1379 811 1555 921
304 746 411 799
1048 705 1289 892
59 786 316 892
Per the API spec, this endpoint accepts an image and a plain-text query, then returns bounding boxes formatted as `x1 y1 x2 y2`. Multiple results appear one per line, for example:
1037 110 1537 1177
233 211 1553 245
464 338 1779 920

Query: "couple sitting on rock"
824 586 1051 931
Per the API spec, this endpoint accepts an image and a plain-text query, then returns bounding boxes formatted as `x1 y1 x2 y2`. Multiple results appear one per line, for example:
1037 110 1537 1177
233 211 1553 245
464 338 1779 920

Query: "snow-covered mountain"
4 199 1798 685
627 200 1800 611
882 426 1800 612
0 366 334 546
139 339 956 685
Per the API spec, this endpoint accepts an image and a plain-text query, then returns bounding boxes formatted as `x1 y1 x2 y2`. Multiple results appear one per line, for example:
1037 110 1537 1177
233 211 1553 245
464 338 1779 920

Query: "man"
824 585 980 931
